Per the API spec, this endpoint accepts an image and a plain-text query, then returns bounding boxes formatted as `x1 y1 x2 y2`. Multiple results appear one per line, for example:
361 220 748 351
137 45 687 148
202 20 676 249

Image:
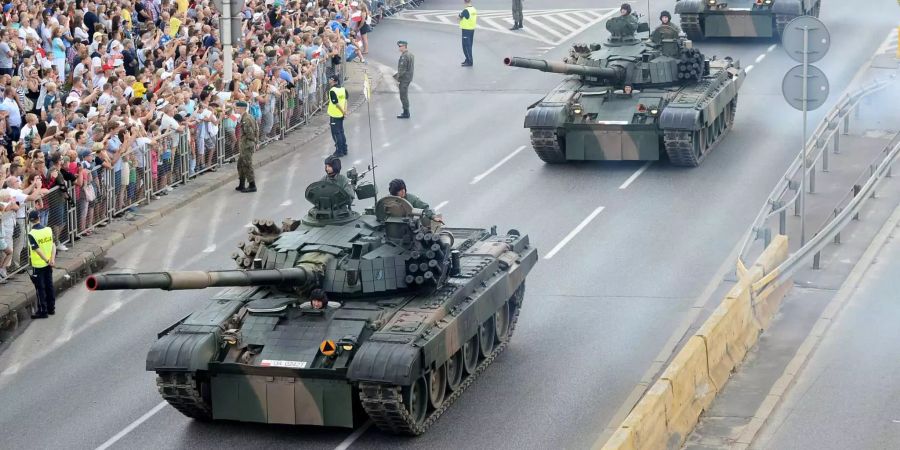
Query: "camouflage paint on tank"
87 179 538 435
506 15 744 166
675 0 821 39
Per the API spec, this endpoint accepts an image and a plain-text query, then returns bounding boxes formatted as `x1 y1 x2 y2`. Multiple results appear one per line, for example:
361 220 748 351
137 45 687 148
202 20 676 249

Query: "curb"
0 62 384 349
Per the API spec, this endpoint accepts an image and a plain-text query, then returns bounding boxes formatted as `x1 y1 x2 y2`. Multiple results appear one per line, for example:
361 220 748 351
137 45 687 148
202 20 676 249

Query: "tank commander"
388 178 443 224
322 156 356 200
616 3 639 33
651 11 681 44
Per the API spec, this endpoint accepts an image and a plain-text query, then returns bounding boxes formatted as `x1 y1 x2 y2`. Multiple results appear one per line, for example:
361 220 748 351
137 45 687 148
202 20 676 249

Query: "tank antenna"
363 69 379 204
646 0 652 39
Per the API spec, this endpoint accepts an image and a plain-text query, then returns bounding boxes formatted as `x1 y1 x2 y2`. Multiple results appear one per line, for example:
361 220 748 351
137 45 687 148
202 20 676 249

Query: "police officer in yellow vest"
327 75 349 157
27 210 56 319
458 0 477 66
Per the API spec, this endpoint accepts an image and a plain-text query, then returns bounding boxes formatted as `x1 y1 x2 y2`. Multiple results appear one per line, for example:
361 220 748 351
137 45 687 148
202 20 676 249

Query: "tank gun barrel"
86 268 314 291
504 57 623 80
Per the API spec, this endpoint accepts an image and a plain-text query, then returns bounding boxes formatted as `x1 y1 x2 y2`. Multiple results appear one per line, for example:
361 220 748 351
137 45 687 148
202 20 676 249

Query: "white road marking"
95 401 168 450
544 206 605 259
202 244 217 253
619 162 652 190
434 201 449 211
280 199 293 206
334 420 373 450
768 44 777 52
470 146 527 184
382 142 391 148
1 363 20 376
755 53 767 64
745 64 755 74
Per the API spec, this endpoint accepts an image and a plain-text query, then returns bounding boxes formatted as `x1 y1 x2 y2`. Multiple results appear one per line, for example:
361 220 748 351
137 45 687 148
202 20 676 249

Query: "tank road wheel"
478 317 496 358
402 376 428 426
494 301 511 343
428 365 447 409
446 351 464 391
462 334 480 374
529 128 567 163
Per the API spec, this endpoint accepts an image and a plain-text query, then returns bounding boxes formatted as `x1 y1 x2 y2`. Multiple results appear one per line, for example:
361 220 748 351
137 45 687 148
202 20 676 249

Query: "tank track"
156 372 213 420
679 13 703 40
358 288 525 435
664 96 737 167
529 128 566 163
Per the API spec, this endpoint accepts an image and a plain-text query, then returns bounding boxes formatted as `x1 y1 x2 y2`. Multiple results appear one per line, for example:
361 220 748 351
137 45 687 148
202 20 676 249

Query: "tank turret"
85 267 315 291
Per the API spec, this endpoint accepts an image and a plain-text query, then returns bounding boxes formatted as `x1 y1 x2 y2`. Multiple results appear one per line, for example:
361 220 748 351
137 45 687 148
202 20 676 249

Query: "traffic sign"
782 64 830 112
782 16 830 64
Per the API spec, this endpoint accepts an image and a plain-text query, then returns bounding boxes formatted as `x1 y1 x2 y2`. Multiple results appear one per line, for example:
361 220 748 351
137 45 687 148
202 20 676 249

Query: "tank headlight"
337 335 357 352
707 0 717 5
571 103 583 115
649 108 660 116
341 344 354 351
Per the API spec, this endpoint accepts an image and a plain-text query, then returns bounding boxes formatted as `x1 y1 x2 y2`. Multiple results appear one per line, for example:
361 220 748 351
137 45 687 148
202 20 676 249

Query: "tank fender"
659 105 701 131
674 0 705 14
524 104 567 129
347 340 422 385
772 0 803 15
146 331 218 371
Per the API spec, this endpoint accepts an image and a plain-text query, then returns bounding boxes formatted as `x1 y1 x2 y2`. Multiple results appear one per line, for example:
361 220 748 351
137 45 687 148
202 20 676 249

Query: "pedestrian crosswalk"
389 8 619 46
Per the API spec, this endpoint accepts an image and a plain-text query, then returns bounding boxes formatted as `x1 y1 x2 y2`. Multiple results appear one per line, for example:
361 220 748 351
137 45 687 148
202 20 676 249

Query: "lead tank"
506 15 744 166
86 174 537 435
675 0 821 40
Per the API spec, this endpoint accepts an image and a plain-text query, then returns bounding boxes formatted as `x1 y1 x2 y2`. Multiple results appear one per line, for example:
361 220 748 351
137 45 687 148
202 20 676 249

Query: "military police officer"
393 41 415 119
235 101 259 193
327 75 349 157
458 0 477 66
651 10 681 44
389 179 443 224
509 0 524 30
27 210 56 319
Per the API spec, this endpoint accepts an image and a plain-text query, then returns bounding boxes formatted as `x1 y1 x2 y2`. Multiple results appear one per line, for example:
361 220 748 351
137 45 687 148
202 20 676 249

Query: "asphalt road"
0 1 897 449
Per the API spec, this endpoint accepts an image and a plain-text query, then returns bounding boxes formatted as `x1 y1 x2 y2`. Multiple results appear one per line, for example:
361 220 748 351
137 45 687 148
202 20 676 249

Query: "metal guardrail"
738 76 898 291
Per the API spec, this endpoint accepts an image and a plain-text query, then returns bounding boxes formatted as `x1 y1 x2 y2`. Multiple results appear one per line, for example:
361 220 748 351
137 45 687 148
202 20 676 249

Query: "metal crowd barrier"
4 60 341 280
738 77 898 292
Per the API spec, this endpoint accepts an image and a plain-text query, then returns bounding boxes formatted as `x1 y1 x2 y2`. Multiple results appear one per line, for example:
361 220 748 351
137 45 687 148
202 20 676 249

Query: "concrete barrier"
602 235 789 450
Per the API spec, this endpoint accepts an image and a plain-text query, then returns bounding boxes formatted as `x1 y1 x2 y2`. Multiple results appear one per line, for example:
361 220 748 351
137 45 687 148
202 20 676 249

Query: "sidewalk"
751 206 900 450
0 62 382 348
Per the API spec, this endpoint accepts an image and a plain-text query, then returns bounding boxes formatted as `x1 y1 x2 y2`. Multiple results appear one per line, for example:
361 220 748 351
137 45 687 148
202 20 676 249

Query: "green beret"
397 40 408 47
235 101 248 108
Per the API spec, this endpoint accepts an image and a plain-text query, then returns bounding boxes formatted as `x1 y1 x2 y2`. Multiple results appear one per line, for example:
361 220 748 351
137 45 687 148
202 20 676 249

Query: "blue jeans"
461 29 475 63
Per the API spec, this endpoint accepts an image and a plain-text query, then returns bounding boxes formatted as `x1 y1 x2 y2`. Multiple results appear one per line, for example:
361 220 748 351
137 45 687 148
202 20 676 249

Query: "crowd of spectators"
0 0 381 282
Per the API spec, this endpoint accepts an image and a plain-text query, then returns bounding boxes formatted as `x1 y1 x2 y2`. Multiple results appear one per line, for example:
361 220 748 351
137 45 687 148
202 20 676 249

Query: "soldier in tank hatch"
651 11 682 44
388 179 443 224
322 156 355 201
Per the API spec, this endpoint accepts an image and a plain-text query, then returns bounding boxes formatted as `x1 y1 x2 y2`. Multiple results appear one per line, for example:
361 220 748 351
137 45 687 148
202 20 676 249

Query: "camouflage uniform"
651 23 682 44
405 193 435 220
238 111 259 184
396 50 415 116
322 173 356 201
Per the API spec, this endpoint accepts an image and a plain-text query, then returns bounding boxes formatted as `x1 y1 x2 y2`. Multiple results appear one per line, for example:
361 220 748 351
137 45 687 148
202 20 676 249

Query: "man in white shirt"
3 177 44 271
98 83 117 109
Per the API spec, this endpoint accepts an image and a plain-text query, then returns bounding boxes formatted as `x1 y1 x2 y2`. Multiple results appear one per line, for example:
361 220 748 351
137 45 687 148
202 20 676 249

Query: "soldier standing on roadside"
235 101 259 193
509 0 524 30
393 40 414 119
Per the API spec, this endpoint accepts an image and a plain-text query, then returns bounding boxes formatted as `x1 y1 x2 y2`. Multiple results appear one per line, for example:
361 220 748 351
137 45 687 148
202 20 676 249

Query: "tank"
675 0 821 40
86 171 537 435
505 15 744 166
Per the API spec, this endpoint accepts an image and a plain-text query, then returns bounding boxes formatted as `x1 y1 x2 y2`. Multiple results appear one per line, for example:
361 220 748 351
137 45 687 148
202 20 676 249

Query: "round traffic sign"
782 64 830 111
782 16 830 64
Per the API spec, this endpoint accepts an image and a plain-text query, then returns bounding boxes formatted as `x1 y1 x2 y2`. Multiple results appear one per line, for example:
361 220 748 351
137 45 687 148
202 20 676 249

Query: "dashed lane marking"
280 199 293 207
95 401 168 450
434 201 449 211
746 64 755 74
544 206 605 259
755 53 767 64
202 244 217 253
619 162 652 190
768 44 777 52
333 420 373 450
470 145 527 184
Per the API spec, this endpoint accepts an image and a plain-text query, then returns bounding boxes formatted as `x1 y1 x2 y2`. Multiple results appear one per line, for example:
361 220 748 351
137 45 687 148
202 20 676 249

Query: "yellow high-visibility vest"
459 6 477 30
327 87 348 118
28 227 54 269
